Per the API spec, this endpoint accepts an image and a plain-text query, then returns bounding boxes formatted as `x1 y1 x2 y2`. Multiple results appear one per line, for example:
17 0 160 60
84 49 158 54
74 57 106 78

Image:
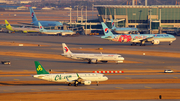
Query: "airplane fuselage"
40 29 75 35
64 53 124 63
33 73 108 82
33 21 63 27
102 34 176 43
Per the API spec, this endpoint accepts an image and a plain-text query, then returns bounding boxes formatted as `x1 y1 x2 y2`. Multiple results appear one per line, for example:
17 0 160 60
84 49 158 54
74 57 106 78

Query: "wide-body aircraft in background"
33 61 108 86
38 22 76 36
61 43 124 63
29 7 63 27
101 22 176 46
111 19 139 34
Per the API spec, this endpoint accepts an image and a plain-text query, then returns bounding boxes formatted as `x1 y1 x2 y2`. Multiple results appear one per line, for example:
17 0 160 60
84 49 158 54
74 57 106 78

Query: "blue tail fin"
29 7 38 22
101 22 114 37
38 22 46 32
111 19 116 30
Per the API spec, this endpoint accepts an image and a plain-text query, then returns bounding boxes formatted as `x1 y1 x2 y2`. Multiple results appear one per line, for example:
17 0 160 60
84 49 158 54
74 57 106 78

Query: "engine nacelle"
91 59 97 63
82 80 91 85
152 39 160 45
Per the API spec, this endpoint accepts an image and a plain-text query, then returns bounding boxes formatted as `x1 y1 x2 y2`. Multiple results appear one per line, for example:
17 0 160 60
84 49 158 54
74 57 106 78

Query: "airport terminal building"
94 5 180 34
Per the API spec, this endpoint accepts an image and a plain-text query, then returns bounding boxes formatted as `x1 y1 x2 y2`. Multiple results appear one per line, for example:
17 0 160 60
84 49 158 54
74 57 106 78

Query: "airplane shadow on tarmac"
0 82 92 87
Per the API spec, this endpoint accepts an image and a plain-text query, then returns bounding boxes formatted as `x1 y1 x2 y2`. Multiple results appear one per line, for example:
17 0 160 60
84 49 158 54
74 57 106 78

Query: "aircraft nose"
119 57 124 60
105 76 108 80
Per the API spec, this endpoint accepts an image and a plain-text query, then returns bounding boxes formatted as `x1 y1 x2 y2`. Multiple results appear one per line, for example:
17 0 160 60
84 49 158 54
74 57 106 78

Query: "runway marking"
173 77 178 79
144 86 152 89
87 87 96 90
23 70 28 72
58 88 68 90
125 77 131 79
31 89 41 91
3 90 15 92
13 79 19 81
98 69 103 71
115 87 123 89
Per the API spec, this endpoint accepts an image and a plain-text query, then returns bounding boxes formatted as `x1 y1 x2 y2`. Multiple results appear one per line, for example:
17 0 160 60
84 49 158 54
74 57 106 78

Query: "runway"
1 83 180 93
0 32 180 100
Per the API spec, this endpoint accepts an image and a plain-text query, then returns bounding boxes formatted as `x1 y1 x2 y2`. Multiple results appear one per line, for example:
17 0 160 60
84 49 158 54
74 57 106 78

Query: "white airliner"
61 43 124 63
33 61 108 86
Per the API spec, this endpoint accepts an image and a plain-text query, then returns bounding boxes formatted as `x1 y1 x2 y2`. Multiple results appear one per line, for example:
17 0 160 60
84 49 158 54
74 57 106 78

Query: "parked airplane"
33 61 108 86
38 22 76 36
111 19 139 34
5 20 39 33
61 43 124 63
29 7 63 27
101 22 176 46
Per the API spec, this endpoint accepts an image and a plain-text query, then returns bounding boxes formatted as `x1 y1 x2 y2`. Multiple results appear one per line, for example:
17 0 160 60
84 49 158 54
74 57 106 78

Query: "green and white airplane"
33 61 108 86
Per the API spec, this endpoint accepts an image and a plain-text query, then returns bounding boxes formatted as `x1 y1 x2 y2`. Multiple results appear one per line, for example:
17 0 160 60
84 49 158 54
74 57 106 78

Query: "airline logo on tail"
31 12 34 18
64 47 68 52
105 28 109 33
112 22 114 27
40 26 42 29
37 65 43 71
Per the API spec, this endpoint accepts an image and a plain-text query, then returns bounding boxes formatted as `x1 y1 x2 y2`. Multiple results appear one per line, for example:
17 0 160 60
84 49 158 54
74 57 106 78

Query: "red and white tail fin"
62 43 72 57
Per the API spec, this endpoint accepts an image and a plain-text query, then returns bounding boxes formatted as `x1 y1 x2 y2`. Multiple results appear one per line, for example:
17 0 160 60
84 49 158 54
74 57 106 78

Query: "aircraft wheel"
68 83 71 86
88 60 91 64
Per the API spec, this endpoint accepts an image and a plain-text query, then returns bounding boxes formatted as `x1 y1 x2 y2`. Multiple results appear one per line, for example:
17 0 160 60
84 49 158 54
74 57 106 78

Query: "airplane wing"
131 37 154 43
65 73 84 83
17 22 34 25
66 73 91 86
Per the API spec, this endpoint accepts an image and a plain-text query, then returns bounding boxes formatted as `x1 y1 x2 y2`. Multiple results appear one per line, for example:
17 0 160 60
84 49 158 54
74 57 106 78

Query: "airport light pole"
92 4 94 19
69 6 72 26
81 6 83 24
150 8 152 34
86 6 87 35
75 6 79 22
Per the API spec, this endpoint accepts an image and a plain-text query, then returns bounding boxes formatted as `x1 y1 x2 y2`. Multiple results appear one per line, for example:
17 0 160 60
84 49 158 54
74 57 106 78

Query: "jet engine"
91 59 97 63
152 39 160 45
82 80 91 85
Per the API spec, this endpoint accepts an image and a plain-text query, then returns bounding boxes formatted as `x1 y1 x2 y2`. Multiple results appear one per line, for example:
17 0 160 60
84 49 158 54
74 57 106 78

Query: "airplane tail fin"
38 22 46 32
111 19 116 30
5 20 14 31
29 7 38 22
62 43 72 57
101 22 114 37
34 61 49 75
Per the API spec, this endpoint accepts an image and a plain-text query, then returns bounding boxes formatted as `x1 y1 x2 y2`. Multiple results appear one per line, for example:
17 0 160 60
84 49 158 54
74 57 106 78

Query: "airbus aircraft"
29 7 63 27
33 61 108 86
38 22 76 36
5 20 39 33
61 43 124 63
101 22 176 46
111 19 139 34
